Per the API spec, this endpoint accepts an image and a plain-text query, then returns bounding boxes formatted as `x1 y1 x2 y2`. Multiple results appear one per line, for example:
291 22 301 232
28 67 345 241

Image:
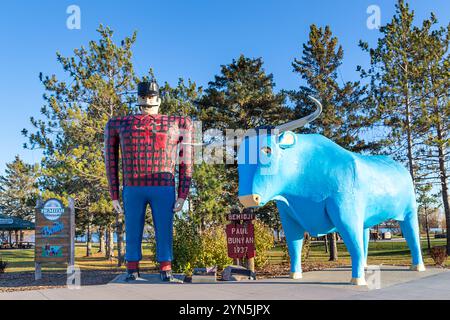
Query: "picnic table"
18 242 34 249
0 241 34 249
0 241 11 249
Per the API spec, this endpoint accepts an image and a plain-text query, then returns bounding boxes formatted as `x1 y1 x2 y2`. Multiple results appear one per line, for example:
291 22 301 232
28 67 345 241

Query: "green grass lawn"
268 238 449 267
0 242 156 273
1 238 448 273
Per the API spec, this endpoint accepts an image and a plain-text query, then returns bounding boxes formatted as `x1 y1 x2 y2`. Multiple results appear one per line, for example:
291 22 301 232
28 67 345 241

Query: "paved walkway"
0 266 449 300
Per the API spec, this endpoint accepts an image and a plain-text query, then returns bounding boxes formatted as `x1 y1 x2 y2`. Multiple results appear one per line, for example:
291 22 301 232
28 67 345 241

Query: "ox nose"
239 194 261 208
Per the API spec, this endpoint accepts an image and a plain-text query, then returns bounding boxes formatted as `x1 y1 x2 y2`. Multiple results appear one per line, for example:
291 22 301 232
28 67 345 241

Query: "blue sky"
0 0 449 173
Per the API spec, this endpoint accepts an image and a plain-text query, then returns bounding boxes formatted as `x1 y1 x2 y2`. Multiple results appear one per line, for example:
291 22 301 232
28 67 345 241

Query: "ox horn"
184 96 322 148
275 95 322 132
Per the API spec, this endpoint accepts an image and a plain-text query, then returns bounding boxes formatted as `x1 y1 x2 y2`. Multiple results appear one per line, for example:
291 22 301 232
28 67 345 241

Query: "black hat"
137 80 159 98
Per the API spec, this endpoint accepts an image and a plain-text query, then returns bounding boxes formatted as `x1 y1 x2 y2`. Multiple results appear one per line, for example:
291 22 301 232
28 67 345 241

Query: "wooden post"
34 199 43 281
35 262 42 280
68 197 75 268
247 257 255 273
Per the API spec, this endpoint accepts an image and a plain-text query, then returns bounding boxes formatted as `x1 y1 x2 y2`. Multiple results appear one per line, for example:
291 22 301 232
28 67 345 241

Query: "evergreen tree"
358 0 422 179
23 26 141 263
360 0 450 253
291 25 368 260
160 79 232 231
413 15 450 254
198 55 292 230
189 163 229 231
199 54 290 131
416 183 439 253
291 25 370 152
0 156 39 221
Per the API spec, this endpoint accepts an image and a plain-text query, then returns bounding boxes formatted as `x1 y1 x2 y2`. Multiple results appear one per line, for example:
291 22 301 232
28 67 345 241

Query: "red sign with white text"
226 223 255 259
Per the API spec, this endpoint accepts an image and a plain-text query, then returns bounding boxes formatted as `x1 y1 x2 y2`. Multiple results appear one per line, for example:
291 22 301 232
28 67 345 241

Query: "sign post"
225 209 256 272
35 198 75 280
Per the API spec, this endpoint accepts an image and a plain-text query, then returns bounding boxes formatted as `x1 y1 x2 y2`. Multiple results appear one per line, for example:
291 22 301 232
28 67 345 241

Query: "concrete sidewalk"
0 266 449 300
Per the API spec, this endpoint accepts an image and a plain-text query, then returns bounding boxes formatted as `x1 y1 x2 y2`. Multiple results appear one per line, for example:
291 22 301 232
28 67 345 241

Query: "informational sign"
227 211 255 221
226 223 255 259
34 198 75 279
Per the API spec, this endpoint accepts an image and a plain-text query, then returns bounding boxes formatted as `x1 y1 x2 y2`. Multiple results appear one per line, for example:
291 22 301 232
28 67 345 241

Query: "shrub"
171 217 202 274
148 218 276 273
149 218 231 275
196 226 232 271
430 246 448 267
0 259 8 273
254 220 275 269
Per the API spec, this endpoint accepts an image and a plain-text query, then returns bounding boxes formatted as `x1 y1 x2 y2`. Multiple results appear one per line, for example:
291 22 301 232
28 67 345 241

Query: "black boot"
160 270 183 283
125 270 140 282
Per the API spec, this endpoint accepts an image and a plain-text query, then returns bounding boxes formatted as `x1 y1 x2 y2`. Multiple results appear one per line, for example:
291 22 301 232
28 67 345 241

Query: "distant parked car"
382 232 392 240
435 233 447 239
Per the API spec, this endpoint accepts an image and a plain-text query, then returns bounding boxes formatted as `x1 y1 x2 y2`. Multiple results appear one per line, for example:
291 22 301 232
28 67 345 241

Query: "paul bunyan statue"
237 97 425 285
105 80 193 282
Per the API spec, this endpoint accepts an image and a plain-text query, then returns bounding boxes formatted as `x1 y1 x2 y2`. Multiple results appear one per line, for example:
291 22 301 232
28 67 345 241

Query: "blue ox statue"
236 97 425 285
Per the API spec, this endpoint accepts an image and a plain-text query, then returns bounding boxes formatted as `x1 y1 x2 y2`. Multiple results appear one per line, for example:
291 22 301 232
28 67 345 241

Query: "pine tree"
358 0 422 180
291 25 368 261
412 15 450 254
199 54 290 131
23 26 141 263
416 183 439 253
160 79 232 232
0 156 39 221
360 0 450 254
291 25 370 152
198 55 292 230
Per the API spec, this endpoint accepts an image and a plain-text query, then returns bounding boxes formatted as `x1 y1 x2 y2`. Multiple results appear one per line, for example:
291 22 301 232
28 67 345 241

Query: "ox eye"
261 146 272 155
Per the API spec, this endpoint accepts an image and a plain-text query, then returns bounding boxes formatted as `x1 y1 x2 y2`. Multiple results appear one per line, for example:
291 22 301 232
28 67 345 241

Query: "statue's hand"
112 200 123 213
173 198 185 212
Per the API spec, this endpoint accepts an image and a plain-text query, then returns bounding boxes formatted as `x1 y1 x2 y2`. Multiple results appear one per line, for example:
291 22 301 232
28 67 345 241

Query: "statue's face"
138 95 161 114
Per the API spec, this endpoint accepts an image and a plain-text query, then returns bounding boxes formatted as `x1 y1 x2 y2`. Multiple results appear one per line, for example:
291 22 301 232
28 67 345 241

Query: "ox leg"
363 228 370 268
277 201 304 279
399 213 425 271
326 200 366 285
339 227 366 285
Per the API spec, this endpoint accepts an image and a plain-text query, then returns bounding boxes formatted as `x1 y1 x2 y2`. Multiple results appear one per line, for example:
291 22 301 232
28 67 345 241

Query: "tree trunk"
324 235 328 253
328 233 338 261
116 212 125 266
86 224 92 257
98 228 105 253
15 230 19 245
425 209 431 253
404 75 415 182
106 225 115 260
436 124 450 255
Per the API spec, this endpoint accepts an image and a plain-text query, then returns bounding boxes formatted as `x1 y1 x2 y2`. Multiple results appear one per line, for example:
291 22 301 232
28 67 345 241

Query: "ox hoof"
410 264 426 272
290 272 303 280
350 277 367 286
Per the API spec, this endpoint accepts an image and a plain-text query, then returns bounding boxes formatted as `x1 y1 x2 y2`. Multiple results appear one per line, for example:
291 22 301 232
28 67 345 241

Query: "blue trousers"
123 186 175 263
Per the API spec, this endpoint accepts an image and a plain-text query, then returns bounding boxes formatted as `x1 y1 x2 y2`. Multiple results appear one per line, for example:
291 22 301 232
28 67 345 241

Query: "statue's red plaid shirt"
104 114 193 201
